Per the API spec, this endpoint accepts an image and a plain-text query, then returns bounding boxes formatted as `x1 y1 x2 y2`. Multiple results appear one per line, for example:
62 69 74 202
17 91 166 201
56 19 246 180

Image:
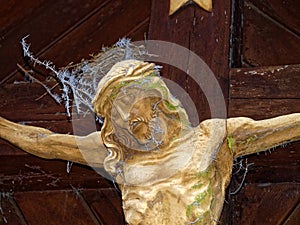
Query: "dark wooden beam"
148 0 231 122
243 0 300 66
0 0 151 85
230 64 300 99
248 0 300 35
232 183 300 225
0 0 112 85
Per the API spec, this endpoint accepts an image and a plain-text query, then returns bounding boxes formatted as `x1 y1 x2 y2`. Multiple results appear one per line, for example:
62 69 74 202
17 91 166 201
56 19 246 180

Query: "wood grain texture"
232 183 300 225
148 0 196 119
149 0 230 122
244 144 300 183
0 155 112 192
228 62 300 186
243 1 300 66
284 202 300 225
230 64 300 99
249 0 300 35
82 189 125 225
0 193 27 225
189 0 231 120
0 0 111 85
229 99 300 120
0 82 101 137
0 0 47 37
37 0 151 66
0 83 66 123
14 190 99 225
0 0 151 85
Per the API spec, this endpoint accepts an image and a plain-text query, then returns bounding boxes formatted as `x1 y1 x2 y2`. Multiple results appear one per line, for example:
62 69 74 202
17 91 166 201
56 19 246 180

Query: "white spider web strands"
21 36 151 123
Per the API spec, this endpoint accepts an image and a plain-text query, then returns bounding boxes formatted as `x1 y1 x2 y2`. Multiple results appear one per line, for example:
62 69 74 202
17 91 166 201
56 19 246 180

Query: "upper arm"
226 113 300 158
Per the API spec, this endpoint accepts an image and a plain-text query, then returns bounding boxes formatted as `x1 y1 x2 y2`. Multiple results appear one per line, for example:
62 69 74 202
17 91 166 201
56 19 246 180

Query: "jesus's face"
110 86 168 152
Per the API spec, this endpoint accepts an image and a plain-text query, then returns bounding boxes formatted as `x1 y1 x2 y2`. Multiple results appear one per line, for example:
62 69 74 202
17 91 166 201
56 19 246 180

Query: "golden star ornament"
169 0 212 15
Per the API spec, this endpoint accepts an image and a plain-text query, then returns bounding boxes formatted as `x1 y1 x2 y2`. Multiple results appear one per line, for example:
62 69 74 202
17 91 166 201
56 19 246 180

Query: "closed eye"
130 120 140 129
130 116 147 129
130 118 142 130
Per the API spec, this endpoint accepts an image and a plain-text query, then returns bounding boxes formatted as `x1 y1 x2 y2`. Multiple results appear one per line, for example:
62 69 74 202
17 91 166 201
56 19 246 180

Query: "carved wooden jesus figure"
0 60 299 225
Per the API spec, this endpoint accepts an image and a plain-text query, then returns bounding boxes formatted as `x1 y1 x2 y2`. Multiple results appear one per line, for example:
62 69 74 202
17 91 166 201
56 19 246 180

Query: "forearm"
226 113 300 158
0 116 106 167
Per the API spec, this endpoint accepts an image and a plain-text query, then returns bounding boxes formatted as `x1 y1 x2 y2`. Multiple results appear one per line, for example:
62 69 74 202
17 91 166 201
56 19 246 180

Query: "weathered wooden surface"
0 0 151 85
229 98 300 120
0 189 124 225
284 202 300 225
0 0 109 84
0 83 66 124
82 189 125 225
243 0 300 66
229 64 300 121
0 82 102 137
243 145 299 183
228 65 300 224
15 190 98 225
230 64 300 99
13 189 123 225
148 0 231 122
249 0 300 35
232 183 300 225
0 154 112 192
38 0 151 73
229 2 300 221
0 193 27 225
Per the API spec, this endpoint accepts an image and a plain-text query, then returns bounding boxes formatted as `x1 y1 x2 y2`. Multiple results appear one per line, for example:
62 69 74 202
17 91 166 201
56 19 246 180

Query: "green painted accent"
195 190 208 203
193 167 210 187
109 73 159 100
227 135 234 154
147 72 158 77
187 166 213 223
186 203 195 218
192 168 211 189
238 135 258 145
144 81 169 97
196 168 210 179
191 182 203 189
186 188 212 223
195 187 212 204
164 100 178 111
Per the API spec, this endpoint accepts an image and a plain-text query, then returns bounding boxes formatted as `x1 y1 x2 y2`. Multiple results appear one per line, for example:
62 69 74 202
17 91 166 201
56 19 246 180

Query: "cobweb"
21 36 152 123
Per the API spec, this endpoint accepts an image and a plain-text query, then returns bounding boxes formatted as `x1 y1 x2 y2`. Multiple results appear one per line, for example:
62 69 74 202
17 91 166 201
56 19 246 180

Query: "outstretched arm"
0 116 107 168
226 113 300 158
